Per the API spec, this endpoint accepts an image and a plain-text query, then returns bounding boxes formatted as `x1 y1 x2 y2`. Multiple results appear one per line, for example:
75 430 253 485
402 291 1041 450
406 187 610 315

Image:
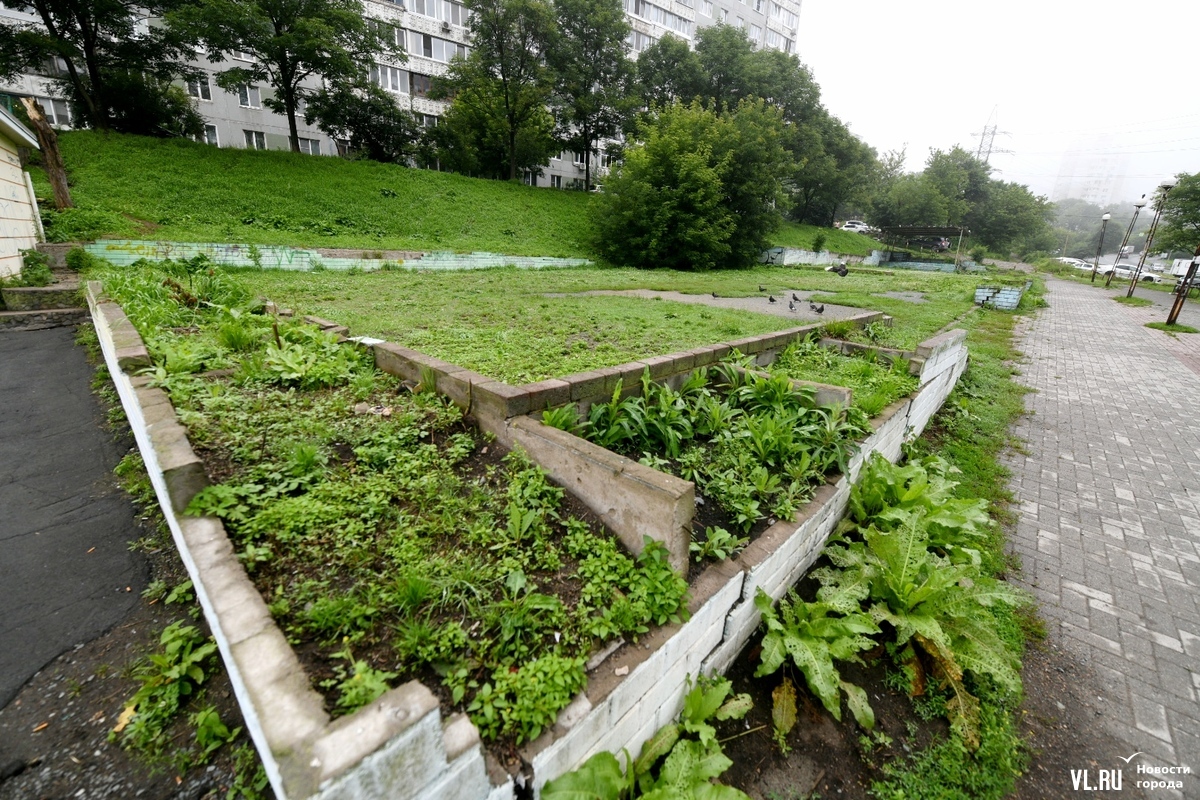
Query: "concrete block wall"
86 285 494 800
82 240 591 272
94 280 969 800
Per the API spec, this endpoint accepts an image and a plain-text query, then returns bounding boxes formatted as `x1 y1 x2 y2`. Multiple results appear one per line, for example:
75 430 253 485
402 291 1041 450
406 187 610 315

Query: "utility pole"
1166 244 1200 326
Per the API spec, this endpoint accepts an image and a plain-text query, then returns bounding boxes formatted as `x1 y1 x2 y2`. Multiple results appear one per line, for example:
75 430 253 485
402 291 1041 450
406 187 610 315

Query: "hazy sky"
797 0 1200 205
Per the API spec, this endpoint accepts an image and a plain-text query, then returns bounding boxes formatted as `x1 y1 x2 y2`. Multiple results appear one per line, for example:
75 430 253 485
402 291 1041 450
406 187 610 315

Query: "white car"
840 220 872 234
1056 257 1089 269
1110 264 1166 282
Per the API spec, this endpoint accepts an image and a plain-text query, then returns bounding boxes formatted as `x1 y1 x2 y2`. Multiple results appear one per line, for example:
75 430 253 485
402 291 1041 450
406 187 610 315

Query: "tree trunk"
19 98 73 210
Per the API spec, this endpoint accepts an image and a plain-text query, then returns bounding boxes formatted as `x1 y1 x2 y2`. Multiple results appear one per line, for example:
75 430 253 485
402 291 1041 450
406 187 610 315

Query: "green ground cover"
35 132 876 259
770 336 919 417
234 266 985 382
770 222 879 256
92 258 689 747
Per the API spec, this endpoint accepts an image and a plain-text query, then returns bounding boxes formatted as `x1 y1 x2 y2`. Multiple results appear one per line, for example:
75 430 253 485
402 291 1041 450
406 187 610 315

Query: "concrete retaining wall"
95 282 968 800
83 240 591 272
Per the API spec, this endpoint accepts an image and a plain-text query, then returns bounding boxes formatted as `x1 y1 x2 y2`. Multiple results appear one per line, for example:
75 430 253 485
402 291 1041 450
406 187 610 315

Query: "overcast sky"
797 0 1200 206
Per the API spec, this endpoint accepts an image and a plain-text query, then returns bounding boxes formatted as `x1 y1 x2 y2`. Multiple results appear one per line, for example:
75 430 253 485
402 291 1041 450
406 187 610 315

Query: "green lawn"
235 265 986 382
36 132 878 260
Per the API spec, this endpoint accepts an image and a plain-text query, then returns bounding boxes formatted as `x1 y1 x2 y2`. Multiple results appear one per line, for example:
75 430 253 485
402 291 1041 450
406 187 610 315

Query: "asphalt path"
0 327 146 708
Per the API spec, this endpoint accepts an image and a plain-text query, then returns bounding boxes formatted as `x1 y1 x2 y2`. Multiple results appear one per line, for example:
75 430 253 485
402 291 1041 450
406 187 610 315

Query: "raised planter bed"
89 262 967 800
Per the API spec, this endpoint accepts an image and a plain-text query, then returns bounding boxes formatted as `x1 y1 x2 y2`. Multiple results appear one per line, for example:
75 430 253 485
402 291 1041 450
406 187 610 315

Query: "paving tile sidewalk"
1005 277 1200 793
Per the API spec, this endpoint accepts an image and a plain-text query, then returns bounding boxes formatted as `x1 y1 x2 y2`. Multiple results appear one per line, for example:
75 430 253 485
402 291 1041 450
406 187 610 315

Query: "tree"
693 24 755 113
427 77 558 178
596 100 787 270
438 0 557 180
304 84 422 163
1157 173 1200 256
634 34 705 110
0 0 200 133
786 112 876 226
547 0 632 189
872 174 949 228
170 0 394 152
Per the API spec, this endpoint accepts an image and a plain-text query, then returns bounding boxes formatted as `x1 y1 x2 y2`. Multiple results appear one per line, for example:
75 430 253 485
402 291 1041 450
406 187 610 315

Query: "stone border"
91 281 967 800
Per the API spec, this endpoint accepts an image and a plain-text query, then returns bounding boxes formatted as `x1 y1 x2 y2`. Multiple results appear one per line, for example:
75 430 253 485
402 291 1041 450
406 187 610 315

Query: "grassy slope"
37 132 599 257
37 132 878 258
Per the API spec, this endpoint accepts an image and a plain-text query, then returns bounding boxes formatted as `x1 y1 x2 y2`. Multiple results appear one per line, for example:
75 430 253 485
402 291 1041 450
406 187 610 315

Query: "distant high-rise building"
1051 135 1129 206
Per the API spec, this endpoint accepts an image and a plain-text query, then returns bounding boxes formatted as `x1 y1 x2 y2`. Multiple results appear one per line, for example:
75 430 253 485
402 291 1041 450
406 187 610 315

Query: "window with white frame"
522 171 536 186
237 84 260 108
186 76 212 101
243 130 266 150
622 0 690 35
201 124 218 146
701 0 712 15
369 19 405 48
371 64 409 93
232 49 254 62
550 174 562 189
626 30 658 52
719 8 728 21
35 96 72 126
297 137 320 155
573 151 585 166
411 0 467 24
749 24 761 44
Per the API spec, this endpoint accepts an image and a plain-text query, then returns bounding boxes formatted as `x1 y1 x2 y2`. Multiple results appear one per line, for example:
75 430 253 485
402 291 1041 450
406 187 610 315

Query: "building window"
720 8 729 21
736 15 744 28
550 175 562 189
411 0 466 24
371 64 409 93
626 30 658 52
754 0 762 10
409 73 432 97
232 49 254 62
202 124 219 146
573 151 585 166
237 84 261 108
187 76 212 101
298 137 320 155
35 96 72 126
749 24 761 44
701 0 713 15
522 171 536 186
243 130 266 150
419 113 439 127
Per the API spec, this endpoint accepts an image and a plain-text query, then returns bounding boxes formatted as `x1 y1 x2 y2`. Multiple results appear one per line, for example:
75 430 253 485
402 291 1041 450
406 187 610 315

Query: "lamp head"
1101 213 1112 221
1134 195 1148 208
1160 177 1179 190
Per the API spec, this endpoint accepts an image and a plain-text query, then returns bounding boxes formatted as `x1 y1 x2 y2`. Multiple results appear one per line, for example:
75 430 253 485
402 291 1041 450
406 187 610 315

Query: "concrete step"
34 242 84 269
0 307 89 331
1 280 82 311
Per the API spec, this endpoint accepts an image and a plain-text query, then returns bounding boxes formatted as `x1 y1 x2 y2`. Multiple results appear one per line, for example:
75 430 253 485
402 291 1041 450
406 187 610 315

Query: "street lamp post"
1090 213 1111 283
1104 195 1148 288
1166 244 1200 326
1127 178 1179 298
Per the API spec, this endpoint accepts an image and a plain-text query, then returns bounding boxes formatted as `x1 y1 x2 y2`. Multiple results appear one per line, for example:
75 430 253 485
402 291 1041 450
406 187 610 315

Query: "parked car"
913 237 951 252
1056 257 1089 268
1111 264 1166 282
840 220 872 234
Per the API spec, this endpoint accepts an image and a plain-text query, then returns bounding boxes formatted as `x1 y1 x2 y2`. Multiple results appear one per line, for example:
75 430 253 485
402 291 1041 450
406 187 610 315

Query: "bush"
66 247 104 272
595 100 787 270
8 249 54 287
969 245 988 263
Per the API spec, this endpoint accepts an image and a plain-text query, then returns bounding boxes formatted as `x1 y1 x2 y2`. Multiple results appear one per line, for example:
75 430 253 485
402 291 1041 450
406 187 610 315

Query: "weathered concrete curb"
86 284 496 800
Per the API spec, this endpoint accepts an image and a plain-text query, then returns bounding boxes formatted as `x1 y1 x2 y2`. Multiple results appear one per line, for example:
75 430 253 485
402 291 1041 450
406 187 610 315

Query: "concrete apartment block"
88 280 969 799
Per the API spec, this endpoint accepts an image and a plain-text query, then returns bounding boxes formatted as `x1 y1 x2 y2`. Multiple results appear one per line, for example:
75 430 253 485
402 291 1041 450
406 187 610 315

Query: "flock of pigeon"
709 262 848 315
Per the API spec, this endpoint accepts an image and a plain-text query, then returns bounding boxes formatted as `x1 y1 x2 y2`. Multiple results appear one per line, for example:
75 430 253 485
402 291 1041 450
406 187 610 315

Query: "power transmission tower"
973 108 1011 164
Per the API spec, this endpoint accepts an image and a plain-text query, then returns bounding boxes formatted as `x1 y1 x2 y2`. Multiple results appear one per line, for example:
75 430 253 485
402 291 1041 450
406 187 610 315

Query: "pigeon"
768 295 776 303
814 304 824 314
792 293 800 302
825 263 849 277
788 300 796 311
809 301 818 311
759 285 766 292
712 291 718 298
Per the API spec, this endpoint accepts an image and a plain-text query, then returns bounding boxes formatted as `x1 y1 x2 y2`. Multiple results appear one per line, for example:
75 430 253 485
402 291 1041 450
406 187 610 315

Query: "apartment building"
0 0 801 186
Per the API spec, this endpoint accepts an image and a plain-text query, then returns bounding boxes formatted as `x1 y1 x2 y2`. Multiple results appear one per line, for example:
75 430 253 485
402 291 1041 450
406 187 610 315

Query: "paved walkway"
0 327 146 708
1006 278 1200 790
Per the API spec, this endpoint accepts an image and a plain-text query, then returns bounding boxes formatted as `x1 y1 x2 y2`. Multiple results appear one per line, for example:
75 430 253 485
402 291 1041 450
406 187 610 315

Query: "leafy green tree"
923 147 992 226
169 0 394 152
693 23 756 113
787 112 876 226
966 180 1053 255
596 100 786 271
304 83 422 163
427 78 557 178
437 0 557 180
0 0 200 133
634 34 706 110
872 174 950 228
1157 173 1200 255
547 0 632 189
